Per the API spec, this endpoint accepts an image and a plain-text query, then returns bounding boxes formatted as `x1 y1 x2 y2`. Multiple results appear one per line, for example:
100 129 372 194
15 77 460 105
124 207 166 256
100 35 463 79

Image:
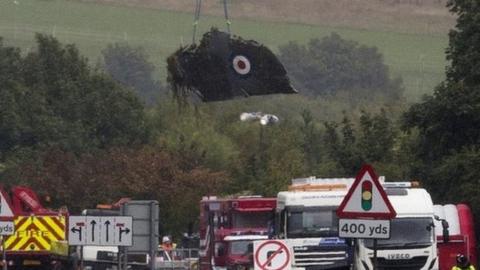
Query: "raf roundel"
232 55 251 75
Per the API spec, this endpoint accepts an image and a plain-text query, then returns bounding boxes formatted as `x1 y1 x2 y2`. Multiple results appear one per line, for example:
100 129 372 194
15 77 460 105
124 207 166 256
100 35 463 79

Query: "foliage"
320 110 399 176
0 34 148 159
279 33 404 101
4 146 230 234
402 0 480 237
445 0 480 87
403 82 480 160
403 0 480 161
428 148 480 233
102 43 165 106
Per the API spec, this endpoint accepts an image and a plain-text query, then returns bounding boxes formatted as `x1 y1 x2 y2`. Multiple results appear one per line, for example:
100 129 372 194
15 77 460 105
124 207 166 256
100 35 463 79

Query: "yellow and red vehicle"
1 186 70 270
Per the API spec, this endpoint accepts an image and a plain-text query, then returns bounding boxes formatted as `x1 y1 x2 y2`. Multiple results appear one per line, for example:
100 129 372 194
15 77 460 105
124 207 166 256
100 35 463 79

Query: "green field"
0 0 448 102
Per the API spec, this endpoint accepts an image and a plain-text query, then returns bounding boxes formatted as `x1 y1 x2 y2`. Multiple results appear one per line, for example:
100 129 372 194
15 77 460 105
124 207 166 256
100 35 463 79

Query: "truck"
199 196 276 270
275 177 355 270
354 182 439 270
0 186 71 270
434 204 477 270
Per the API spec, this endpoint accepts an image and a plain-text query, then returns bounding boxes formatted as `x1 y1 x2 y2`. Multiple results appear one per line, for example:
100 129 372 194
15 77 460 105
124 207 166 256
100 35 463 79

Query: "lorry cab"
276 177 355 270
354 184 438 270
199 196 276 270
216 233 268 270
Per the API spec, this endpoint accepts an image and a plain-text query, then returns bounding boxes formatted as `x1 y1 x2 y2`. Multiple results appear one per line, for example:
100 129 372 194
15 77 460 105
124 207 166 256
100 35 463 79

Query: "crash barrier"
156 248 199 270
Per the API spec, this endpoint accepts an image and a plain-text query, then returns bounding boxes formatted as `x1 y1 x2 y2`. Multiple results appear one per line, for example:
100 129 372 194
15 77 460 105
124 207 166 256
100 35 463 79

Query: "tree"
279 33 403 100
402 0 480 235
445 0 480 87
102 43 165 106
5 146 230 234
300 109 322 170
403 0 480 161
0 34 149 158
358 109 396 163
321 110 397 176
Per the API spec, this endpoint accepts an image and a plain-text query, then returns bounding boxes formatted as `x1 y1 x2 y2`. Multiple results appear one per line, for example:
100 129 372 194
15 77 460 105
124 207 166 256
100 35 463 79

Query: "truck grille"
293 246 349 270
373 256 428 270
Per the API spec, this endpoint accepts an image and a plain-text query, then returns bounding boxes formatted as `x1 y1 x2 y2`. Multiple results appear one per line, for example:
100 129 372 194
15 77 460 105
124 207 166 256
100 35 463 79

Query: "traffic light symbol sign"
361 181 372 211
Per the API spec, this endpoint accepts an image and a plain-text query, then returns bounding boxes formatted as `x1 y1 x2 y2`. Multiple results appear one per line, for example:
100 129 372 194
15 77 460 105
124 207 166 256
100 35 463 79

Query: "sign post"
336 164 396 270
0 188 15 270
1 236 6 270
0 220 15 270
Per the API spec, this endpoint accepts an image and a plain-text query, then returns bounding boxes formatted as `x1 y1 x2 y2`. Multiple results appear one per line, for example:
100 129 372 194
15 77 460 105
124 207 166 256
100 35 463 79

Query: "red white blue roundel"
232 55 251 75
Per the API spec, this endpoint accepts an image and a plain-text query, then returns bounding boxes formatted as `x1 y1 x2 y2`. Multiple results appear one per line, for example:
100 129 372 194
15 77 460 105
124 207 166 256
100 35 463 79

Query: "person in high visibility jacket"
452 254 475 270
161 236 177 251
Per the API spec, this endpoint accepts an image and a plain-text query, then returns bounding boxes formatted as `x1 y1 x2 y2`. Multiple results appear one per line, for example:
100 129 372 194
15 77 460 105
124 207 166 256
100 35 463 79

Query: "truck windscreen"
287 209 338 238
364 217 434 249
233 212 271 228
229 240 253 255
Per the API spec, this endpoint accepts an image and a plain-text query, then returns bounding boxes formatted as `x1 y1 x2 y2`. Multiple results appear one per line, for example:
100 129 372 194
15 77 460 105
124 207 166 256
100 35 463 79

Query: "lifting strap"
192 0 231 44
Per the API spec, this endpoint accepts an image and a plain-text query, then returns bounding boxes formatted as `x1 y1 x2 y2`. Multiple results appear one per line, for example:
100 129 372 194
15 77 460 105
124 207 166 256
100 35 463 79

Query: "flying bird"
167 28 297 102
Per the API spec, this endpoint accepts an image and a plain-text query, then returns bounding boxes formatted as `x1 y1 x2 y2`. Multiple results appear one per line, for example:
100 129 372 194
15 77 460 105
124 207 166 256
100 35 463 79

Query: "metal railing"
155 248 199 270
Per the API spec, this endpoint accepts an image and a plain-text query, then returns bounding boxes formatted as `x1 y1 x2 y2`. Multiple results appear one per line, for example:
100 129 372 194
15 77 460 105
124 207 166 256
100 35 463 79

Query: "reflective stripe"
4 216 66 251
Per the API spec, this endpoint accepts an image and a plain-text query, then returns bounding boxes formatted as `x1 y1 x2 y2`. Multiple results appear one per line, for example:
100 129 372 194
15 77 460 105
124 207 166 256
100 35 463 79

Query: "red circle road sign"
254 240 291 270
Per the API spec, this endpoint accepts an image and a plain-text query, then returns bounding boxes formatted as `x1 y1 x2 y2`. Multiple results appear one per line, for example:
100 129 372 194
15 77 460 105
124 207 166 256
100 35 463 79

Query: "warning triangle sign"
0 188 14 220
336 165 396 219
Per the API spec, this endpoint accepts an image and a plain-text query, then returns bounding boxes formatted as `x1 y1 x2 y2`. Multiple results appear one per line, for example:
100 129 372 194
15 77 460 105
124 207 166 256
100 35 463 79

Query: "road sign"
254 240 291 270
86 216 101 245
102 217 115 245
113 216 132 246
0 189 14 221
68 216 132 246
339 219 390 239
69 216 87 246
336 164 396 219
0 221 14 236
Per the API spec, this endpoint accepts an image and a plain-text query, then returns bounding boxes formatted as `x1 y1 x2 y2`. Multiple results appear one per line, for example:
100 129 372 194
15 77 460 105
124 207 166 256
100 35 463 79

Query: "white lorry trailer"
353 183 438 270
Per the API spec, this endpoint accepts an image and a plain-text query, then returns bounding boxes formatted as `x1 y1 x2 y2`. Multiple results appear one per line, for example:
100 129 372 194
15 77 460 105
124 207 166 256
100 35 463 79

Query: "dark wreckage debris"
167 28 297 102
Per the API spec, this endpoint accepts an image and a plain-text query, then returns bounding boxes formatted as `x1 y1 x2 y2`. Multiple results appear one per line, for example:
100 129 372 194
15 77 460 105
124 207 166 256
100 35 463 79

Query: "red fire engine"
199 196 276 270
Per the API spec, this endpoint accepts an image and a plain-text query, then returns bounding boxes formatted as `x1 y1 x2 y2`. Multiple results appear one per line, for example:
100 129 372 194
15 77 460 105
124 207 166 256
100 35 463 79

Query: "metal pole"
2 236 7 270
123 247 128 270
373 239 378 270
80 246 84 270
150 201 157 270
117 248 122 270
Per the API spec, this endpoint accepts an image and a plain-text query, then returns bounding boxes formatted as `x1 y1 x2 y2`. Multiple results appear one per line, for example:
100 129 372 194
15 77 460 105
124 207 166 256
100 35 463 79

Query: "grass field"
0 0 448 102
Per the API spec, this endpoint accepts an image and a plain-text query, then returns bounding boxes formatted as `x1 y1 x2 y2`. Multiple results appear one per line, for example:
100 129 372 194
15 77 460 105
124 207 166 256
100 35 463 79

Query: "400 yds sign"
339 219 390 239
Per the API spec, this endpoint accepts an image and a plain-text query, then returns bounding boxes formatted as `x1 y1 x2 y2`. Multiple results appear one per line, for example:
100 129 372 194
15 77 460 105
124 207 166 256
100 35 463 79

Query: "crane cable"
192 0 202 44
192 0 231 44
223 0 231 34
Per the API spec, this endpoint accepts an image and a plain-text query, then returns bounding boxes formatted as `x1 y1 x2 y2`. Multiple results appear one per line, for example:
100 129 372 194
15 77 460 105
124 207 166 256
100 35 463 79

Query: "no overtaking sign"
254 240 291 270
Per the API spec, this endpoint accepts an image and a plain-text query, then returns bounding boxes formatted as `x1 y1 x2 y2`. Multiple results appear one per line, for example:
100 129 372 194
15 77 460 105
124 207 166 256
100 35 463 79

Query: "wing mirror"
434 215 449 243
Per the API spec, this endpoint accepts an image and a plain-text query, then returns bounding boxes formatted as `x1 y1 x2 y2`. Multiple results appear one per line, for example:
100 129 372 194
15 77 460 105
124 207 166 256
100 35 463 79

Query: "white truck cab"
276 178 355 270
354 184 438 270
